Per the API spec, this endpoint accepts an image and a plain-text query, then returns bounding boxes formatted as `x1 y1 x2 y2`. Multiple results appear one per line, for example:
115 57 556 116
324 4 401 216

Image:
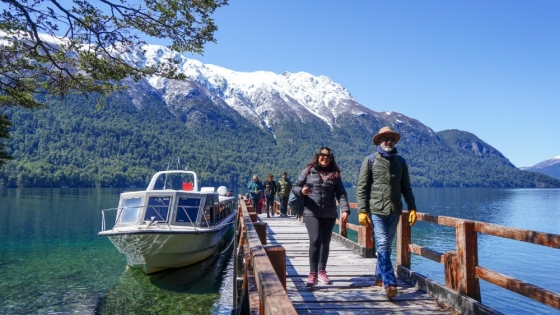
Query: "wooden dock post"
457 220 481 301
264 245 287 290
397 211 412 268
444 250 459 291
254 222 267 245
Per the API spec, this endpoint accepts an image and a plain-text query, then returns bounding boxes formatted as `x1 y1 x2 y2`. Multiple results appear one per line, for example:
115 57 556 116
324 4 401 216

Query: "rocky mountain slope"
1 44 559 188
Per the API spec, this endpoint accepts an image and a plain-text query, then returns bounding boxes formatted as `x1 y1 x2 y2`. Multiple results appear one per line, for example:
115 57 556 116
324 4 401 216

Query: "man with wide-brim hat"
372 126 401 146
356 126 417 300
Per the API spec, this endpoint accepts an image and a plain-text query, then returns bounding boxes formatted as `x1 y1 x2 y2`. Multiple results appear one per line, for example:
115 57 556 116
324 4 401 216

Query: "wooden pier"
263 216 456 314
232 196 560 314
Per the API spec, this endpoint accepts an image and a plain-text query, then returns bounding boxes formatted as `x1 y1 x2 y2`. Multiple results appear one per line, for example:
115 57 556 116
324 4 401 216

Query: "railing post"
397 211 411 268
265 245 287 290
254 222 267 245
358 224 374 251
340 217 348 238
456 220 481 301
444 250 459 291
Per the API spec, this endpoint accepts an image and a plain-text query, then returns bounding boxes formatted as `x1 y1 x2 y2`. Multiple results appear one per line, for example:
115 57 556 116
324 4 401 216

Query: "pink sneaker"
306 272 318 287
318 270 332 284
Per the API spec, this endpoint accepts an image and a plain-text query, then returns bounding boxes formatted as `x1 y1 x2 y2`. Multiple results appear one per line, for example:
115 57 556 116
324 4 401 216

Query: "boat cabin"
103 171 236 231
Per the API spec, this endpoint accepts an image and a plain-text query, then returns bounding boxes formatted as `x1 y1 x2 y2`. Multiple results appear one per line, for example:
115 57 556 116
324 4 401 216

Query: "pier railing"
242 199 560 314
234 196 297 315
396 210 560 313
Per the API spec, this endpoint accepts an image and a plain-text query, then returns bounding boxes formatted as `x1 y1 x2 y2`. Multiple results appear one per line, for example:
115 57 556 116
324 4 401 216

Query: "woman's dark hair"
305 146 341 180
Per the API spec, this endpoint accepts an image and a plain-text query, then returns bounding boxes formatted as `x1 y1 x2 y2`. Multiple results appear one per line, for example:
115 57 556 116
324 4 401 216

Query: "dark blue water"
1 188 559 314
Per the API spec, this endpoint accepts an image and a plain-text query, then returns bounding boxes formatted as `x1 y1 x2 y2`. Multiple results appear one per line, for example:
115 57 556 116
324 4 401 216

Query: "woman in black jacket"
293 146 350 287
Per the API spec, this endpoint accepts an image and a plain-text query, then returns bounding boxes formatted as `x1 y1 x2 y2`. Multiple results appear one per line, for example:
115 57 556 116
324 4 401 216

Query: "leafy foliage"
0 0 228 162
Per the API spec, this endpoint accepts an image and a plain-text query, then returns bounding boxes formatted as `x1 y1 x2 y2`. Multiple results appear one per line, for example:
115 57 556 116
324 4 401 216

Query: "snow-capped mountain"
521 155 560 180
119 44 411 131
5 38 559 188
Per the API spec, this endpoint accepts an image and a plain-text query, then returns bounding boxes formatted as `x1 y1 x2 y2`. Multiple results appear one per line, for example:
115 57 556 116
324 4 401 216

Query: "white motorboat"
99 170 237 274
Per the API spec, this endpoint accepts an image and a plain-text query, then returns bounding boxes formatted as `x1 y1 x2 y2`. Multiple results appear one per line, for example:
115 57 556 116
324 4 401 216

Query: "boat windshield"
145 197 171 222
151 173 196 191
120 198 142 224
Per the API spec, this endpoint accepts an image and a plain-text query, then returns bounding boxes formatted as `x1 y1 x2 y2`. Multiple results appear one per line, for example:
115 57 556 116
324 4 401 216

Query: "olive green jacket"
276 178 292 197
356 152 416 216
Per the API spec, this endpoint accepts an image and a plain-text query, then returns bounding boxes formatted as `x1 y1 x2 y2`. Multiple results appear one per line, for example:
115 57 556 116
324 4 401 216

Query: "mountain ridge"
520 155 560 180
1 43 559 188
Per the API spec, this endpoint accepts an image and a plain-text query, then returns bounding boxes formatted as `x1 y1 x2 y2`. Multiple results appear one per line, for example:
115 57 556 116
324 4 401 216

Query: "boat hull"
98 171 238 274
103 216 235 274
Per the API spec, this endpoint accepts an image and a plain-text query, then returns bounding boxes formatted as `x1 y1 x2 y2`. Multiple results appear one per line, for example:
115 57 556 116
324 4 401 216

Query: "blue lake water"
1 187 559 314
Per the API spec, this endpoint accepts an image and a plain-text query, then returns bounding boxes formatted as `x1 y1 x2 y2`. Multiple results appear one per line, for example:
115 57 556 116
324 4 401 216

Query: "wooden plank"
409 243 444 264
292 300 457 314
287 265 374 276
474 222 560 249
476 266 560 310
417 212 458 227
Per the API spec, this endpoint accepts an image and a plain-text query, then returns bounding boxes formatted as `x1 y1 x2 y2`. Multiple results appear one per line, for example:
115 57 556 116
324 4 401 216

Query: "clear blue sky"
167 1 559 167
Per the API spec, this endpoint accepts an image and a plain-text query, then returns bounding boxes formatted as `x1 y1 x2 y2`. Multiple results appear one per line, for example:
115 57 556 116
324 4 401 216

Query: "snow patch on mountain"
531 155 560 169
118 44 370 128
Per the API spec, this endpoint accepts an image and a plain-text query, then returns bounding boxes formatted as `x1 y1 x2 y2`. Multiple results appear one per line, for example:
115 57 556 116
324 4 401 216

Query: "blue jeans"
370 212 399 287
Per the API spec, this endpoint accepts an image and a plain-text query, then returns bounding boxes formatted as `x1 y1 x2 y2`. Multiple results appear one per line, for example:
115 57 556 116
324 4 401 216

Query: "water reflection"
97 231 234 315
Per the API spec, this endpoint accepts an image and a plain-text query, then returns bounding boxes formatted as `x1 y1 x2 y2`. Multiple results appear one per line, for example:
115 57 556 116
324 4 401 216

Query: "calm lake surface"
1 187 559 314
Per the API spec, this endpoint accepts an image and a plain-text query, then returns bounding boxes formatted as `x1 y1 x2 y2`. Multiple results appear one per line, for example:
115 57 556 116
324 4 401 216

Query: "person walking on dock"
293 147 350 288
276 172 292 217
247 175 264 214
263 174 277 218
357 126 418 299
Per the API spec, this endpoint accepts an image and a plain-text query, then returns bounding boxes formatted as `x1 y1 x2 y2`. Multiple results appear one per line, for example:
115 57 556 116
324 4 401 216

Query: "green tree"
0 114 11 166
0 0 228 164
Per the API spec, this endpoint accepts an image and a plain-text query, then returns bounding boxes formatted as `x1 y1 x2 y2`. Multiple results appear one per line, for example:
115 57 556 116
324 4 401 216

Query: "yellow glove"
408 210 417 226
358 213 371 226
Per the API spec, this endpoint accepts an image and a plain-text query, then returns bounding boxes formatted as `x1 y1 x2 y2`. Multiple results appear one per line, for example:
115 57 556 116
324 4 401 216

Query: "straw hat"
372 126 401 146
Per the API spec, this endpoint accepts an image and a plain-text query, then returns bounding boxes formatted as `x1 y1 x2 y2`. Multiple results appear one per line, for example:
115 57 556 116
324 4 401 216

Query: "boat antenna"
163 155 172 189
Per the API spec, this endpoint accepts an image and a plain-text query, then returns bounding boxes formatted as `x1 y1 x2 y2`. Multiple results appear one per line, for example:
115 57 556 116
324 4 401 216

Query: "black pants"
266 196 275 213
304 216 336 273
251 198 259 213
280 196 289 215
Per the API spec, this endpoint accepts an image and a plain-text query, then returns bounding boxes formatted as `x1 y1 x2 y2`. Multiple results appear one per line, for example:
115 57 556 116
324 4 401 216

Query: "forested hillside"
1 92 559 188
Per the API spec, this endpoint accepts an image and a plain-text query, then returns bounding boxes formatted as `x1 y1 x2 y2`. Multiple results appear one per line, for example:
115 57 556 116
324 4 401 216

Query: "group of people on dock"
247 126 418 300
246 171 293 218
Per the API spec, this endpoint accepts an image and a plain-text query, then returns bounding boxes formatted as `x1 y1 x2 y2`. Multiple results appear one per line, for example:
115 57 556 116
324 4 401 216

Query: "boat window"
176 197 201 224
145 197 171 222
214 195 220 223
119 198 142 224
204 195 213 225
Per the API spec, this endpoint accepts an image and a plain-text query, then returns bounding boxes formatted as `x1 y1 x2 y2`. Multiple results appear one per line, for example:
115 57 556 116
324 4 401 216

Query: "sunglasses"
380 137 396 143
319 153 331 159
